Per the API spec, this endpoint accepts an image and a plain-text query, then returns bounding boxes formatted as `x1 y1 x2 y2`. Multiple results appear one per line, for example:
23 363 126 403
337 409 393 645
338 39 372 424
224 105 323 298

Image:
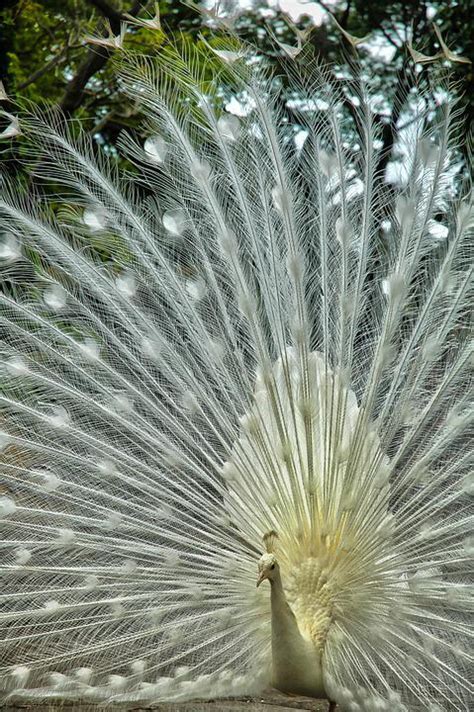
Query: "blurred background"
0 1 472 163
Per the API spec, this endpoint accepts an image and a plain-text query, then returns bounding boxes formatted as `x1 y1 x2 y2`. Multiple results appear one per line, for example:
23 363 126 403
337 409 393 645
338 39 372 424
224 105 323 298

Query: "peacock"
0 18 473 712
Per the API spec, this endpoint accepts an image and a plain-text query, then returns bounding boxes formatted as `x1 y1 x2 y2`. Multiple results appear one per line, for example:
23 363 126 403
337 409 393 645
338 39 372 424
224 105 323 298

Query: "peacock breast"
284 556 336 651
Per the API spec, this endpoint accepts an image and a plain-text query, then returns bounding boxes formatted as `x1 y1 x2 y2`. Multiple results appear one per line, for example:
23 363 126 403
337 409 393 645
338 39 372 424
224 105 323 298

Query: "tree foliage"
0 1 472 164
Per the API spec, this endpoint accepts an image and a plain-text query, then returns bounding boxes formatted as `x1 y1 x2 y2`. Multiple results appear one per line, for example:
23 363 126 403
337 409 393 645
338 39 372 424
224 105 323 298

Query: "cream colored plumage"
0 29 472 712
257 548 328 701
236 350 392 704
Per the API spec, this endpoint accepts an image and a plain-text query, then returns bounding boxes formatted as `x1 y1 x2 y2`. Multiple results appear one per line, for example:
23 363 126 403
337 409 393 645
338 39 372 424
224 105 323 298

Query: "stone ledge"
3 691 335 711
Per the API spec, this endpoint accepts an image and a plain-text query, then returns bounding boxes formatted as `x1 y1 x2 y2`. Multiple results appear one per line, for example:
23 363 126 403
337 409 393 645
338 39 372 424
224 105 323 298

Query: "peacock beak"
256 571 266 588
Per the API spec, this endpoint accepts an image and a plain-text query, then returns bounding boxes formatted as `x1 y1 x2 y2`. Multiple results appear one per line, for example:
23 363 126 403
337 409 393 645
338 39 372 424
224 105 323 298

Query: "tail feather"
0 39 472 709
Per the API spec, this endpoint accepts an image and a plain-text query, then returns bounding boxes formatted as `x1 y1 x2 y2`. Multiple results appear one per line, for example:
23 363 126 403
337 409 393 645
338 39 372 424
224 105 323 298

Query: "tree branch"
58 0 145 117
340 0 352 29
17 47 68 91
86 0 125 26
379 25 401 51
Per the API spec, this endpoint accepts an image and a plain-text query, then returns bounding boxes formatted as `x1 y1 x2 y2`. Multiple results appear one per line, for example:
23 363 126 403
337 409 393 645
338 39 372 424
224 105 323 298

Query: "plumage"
0 34 472 712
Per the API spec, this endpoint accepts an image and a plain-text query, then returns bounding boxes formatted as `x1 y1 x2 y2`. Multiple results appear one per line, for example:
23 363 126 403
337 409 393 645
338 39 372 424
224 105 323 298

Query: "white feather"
0 41 472 711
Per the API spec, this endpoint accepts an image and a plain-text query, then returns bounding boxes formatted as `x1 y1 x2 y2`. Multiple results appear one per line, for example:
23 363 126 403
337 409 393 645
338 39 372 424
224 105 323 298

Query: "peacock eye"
270 564 275 570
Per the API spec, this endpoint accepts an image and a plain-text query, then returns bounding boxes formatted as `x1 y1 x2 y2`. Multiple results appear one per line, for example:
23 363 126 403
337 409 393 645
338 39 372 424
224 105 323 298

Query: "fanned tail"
0 38 472 710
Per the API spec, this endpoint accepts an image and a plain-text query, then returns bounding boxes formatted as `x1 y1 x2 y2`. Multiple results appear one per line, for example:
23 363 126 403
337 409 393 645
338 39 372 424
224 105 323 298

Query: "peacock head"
256 553 279 587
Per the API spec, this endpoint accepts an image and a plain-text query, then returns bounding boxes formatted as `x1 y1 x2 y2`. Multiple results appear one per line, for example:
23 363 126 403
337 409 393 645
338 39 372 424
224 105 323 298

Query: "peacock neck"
269 569 326 698
269 569 303 642
269 570 291 617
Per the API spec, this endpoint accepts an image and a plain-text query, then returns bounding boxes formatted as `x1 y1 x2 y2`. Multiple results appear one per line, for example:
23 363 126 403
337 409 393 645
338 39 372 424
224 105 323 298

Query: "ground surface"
4 690 335 711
